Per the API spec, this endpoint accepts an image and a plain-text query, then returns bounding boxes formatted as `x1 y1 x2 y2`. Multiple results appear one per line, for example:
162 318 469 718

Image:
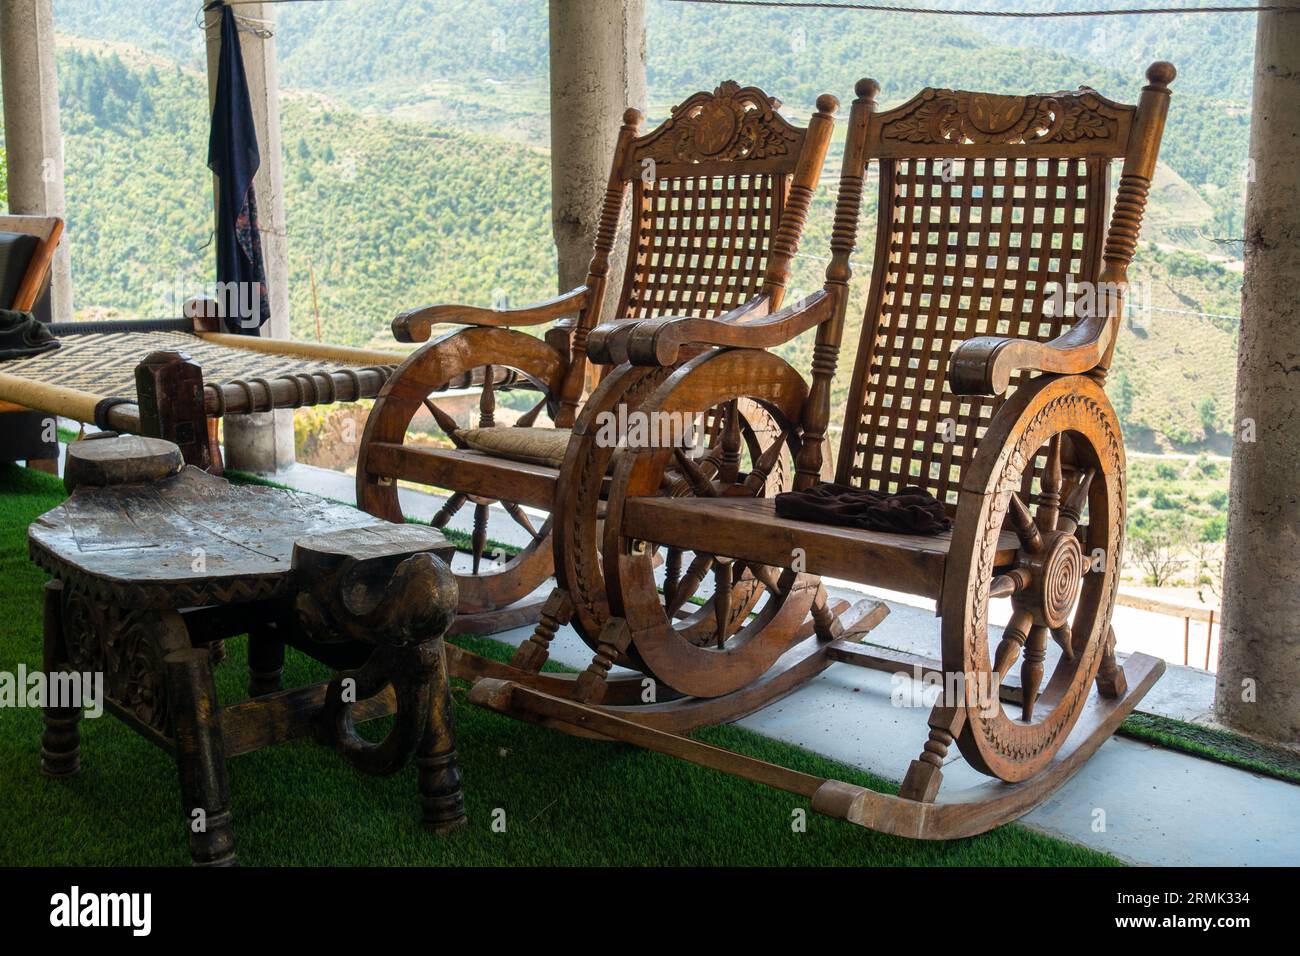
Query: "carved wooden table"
28 436 466 866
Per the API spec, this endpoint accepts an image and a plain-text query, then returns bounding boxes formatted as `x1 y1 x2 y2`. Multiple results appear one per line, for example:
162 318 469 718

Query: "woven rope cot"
0 326 410 428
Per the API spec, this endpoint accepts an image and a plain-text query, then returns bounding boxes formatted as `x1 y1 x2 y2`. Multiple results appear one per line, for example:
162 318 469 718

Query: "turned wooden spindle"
762 92 839 306
471 502 490 574
1057 467 1094 535
1020 625 1050 721
1036 434 1063 531
712 562 734 648
992 606 1034 682
512 589 574 673
430 491 467 530
719 402 742 485
574 618 632 704
40 580 81 779
479 364 496 428
899 706 965 804
1008 493 1043 554
664 547 683 609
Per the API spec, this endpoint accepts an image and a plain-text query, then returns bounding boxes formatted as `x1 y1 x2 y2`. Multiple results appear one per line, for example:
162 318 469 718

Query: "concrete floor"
256 462 1300 865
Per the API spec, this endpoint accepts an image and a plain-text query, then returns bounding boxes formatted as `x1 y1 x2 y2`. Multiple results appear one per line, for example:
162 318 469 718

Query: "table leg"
247 623 285 697
418 641 467 833
165 646 237 867
40 580 82 778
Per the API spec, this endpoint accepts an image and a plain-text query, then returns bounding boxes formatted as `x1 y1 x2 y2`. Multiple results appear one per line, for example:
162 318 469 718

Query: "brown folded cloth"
774 482 952 536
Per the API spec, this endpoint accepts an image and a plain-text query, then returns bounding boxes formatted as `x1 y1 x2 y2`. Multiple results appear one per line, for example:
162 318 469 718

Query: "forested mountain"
12 1 1257 449
47 44 556 347
51 0 1254 246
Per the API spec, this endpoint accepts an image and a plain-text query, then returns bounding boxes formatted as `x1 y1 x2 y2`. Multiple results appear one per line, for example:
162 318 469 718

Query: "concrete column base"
222 409 295 475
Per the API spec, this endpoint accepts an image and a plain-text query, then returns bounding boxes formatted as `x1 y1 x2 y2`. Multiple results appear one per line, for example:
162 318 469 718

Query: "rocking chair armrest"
586 295 771 366
392 286 590 343
591 292 832 367
947 316 1115 396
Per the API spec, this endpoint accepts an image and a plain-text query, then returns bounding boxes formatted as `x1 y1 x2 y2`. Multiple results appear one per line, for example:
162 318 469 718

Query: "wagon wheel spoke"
992 607 1034 684
741 560 786 598
423 398 466 448
666 552 714 618
1057 467 1095 536
663 547 683 608
1035 433 1063 532
717 401 743 485
713 560 733 648
478 364 496 428
471 502 490 574
431 491 468 530
742 424 796 495
1008 493 1043 554
1051 623 1075 662
674 448 719 498
501 500 540 540
515 395 548 428
1020 624 1050 722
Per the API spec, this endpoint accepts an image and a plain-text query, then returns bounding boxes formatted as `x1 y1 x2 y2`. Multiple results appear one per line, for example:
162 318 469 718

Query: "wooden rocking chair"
357 82 837 641
471 64 1176 839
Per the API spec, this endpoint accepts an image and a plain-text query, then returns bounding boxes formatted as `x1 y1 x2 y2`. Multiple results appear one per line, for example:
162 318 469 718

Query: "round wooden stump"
63 435 184 493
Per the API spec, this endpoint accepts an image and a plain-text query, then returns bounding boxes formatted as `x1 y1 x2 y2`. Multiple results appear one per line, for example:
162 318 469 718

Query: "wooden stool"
30 436 466 866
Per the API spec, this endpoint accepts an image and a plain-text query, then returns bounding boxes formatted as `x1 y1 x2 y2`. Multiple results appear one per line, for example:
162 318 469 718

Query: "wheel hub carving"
1023 530 1084 629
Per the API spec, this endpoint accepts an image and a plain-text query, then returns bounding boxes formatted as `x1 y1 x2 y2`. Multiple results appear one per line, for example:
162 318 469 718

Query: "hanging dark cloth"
0 309 59 360
774 482 953 536
207 2 270 334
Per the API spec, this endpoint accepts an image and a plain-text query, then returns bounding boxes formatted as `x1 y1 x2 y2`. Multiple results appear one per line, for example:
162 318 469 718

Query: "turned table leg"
418 641 467 833
40 580 82 778
247 623 285 697
165 647 237 867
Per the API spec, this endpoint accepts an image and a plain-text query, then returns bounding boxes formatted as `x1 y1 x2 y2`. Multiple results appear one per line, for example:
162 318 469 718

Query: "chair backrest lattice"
557 81 836 425
620 168 783 320
612 81 836 322
846 152 1105 503
817 70 1172 505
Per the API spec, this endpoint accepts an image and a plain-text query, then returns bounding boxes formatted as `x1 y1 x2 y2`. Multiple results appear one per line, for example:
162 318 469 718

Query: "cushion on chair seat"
459 426 571 468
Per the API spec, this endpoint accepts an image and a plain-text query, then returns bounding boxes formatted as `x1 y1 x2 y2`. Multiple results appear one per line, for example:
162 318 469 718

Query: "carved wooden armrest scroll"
392 286 590 343
588 291 832 367
947 315 1116 396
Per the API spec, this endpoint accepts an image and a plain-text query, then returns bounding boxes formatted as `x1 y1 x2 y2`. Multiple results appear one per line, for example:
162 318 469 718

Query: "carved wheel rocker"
357 81 841 693
470 64 1176 840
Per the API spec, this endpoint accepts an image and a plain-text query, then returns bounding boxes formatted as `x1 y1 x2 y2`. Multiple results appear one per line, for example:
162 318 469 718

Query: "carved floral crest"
883 87 1123 146
638 80 799 165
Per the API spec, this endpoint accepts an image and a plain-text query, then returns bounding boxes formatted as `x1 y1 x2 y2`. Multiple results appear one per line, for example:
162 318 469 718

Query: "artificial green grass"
1 462 1122 866
1119 712 1300 785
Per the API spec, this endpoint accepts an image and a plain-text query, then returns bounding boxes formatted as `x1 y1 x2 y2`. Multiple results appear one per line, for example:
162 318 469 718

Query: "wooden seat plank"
363 441 560 510
621 496 1018 600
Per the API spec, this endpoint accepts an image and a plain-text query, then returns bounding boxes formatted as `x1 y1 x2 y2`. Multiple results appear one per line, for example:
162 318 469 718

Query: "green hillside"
46 45 555 348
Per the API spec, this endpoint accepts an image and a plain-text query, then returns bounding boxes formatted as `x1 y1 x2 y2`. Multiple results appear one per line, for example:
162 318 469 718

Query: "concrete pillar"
1216 0 1300 744
548 0 646 317
0 0 71 321
203 1 293 473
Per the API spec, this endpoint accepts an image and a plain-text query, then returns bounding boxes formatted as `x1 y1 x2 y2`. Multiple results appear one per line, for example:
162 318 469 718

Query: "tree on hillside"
1197 395 1218 435
1128 514 1191 587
